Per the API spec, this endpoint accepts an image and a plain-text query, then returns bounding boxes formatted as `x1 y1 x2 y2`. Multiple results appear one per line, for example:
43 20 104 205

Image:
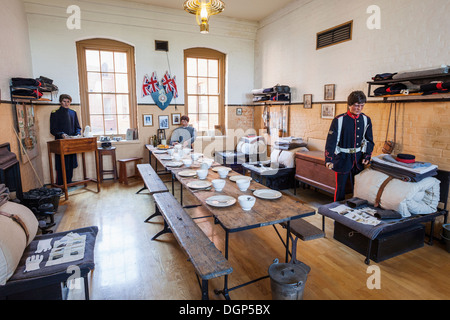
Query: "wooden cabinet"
295 151 335 195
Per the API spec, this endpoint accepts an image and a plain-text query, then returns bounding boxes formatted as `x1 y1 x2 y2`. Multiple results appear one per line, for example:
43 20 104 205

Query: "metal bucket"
268 259 308 300
442 224 450 253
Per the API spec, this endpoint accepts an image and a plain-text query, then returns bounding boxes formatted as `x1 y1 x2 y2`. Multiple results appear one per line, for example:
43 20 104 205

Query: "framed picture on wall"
236 108 243 115
143 114 153 127
304 94 312 109
324 84 335 100
159 115 169 129
321 104 335 119
172 113 181 125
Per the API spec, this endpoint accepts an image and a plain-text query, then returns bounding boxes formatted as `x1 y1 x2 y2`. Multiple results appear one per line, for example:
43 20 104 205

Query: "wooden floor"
57 178 450 300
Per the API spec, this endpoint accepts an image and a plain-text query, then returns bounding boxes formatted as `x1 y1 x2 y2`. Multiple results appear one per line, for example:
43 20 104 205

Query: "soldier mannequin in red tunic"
324 91 374 201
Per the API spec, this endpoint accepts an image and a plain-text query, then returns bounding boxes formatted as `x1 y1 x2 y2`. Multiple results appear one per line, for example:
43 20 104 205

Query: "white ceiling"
120 0 296 21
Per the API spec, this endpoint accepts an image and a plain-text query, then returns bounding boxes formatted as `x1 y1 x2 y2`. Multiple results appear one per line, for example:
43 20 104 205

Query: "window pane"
209 114 219 130
114 52 127 73
208 78 218 95
198 114 208 131
104 115 117 135
86 50 100 72
188 96 198 114
90 115 104 135
208 59 218 77
116 95 129 114
209 96 219 114
198 59 208 77
189 114 198 131
115 74 129 93
186 58 197 76
118 115 130 134
187 77 198 95
100 51 114 72
103 94 117 115
87 72 101 92
102 73 115 93
198 78 208 95
199 96 208 113
89 94 103 114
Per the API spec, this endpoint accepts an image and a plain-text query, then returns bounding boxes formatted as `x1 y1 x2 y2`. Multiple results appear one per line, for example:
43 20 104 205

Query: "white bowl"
212 179 226 192
167 149 175 156
236 179 250 192
182 159 192 168
218 168 229 179
191 153 202 161
196 169 208 180
238 195 256 211
183 148 192 156
203 158 214 168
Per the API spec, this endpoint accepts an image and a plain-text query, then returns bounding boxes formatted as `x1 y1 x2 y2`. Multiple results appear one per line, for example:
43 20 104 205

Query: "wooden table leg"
61 153 68 200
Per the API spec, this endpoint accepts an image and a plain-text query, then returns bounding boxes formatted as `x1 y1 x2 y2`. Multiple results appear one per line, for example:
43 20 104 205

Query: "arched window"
76 39 137 136
184 48 225 133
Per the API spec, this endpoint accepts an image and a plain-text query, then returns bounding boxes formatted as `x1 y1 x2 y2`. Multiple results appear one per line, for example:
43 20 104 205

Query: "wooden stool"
98 147 118 182
118 157 143 184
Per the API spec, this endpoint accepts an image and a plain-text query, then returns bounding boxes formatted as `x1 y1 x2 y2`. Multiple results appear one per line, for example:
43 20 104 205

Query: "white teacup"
182 159 192 168
167 149 175 156
236 179 250 192
238 195 256 211
173 153 182 161
212 179 226 192
218 168 229 179
203 158 214 168
191 153 202 161
183 148 192 156
196 169 208 180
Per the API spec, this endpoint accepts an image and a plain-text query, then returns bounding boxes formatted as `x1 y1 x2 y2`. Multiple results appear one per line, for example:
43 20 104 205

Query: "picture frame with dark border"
324 84 335 100
236 108 243 116
304 94 312 109
171 113 181 125
321 103 335 119
143 114 153 127
159 115 169 129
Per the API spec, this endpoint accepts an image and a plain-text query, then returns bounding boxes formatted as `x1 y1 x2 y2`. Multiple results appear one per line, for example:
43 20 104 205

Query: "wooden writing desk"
47 137 100 200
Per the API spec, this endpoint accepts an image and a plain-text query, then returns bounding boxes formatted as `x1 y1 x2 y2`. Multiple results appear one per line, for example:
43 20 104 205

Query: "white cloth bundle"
354 169 440 217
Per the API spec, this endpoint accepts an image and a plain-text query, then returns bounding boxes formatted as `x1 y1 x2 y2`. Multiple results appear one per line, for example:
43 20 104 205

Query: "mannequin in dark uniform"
324 91 374 201
50 94 81 186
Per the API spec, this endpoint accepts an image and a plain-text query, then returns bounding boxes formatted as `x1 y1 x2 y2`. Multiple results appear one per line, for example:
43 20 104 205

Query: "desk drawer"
334 222 425 263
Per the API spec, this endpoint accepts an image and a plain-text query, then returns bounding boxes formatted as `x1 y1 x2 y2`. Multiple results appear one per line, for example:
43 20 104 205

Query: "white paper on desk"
344 209 381 226
330 205 353 215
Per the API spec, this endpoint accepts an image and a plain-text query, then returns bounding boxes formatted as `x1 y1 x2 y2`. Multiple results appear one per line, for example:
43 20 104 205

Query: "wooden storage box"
333 222 425 263
295 151 336 194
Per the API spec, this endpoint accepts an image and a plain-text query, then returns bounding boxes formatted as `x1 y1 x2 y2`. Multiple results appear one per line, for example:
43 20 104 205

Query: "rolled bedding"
354 168 440 218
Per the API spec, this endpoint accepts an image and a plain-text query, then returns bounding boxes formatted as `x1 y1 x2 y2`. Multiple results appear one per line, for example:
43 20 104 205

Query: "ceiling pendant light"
184 0 225 34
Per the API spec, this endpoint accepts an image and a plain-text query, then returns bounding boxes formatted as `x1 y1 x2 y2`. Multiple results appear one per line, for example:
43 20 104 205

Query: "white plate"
206 195 236 208
178 170 197 177
166 161 183 167
187 180 212 189
154 150 168 154
212 166 232 172
160 156 173 161
229 175 252 182
253 189 282 200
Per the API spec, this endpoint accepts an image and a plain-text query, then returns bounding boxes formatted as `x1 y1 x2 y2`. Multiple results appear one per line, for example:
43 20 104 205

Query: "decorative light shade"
184 0 225 34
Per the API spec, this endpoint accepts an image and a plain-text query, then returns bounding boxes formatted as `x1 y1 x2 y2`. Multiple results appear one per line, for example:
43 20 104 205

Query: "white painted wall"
0 0 33 99
255 0 450 102
24 0 258 105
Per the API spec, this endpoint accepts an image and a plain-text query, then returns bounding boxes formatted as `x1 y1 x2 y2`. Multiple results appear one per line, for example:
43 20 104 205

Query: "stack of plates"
253 189 282 200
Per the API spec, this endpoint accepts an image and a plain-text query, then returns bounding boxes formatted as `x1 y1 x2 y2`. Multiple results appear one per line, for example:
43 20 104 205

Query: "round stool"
98 147 118 182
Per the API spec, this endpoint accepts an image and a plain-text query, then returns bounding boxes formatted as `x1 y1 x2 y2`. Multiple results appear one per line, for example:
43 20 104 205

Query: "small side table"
98 147 118 182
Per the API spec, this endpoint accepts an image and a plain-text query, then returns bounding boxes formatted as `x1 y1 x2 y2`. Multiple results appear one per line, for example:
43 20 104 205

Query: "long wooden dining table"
145 145 316 299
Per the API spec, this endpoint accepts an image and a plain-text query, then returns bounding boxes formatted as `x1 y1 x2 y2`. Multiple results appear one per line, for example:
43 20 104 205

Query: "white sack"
354 169 440 217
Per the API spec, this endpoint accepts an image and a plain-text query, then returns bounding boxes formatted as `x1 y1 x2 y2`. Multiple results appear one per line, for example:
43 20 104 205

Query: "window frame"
184 48 226 134
76 38 137 136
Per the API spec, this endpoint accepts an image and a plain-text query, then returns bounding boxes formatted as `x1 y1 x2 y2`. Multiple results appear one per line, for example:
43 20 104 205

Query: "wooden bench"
152 191 233 300
278 219 324 272
118 157 142 184
137 164 170 223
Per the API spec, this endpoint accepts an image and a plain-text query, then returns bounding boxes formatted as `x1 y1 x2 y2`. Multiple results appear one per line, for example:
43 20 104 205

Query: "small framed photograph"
236 108 243 116
324 84 335 100
172 113 181 125
143 114 153 127
159 115 169 129
321 104 335 119
303 94 312 109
